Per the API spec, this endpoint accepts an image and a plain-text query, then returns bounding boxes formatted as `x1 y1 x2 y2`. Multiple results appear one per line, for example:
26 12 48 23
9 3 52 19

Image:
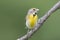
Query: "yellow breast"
28 14 38 29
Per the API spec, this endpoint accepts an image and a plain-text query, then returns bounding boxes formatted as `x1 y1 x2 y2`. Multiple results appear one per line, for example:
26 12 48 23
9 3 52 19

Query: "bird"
26 8 39 32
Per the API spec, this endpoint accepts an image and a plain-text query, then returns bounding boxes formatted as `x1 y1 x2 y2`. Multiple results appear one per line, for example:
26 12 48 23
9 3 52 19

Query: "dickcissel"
26 8 39 31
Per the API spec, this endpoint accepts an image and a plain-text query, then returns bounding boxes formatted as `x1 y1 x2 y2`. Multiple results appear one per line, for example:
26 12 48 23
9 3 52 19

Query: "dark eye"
33 9 35 11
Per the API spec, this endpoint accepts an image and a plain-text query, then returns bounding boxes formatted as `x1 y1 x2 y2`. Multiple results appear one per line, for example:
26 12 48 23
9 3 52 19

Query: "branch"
17 1 60 40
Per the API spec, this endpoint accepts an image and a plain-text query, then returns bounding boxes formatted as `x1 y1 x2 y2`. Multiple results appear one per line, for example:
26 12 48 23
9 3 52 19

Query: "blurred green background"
0 0 60 40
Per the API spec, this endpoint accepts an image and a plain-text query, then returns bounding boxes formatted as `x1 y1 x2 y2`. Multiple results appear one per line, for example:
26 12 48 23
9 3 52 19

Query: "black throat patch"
33 13 36 17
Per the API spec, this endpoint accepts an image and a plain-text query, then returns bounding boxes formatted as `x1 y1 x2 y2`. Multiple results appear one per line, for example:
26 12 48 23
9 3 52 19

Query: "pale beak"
35 8 39 13
36 9 39 11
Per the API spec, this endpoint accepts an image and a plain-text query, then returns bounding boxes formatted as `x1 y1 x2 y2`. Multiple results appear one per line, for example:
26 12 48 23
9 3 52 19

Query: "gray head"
28 8 39 15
